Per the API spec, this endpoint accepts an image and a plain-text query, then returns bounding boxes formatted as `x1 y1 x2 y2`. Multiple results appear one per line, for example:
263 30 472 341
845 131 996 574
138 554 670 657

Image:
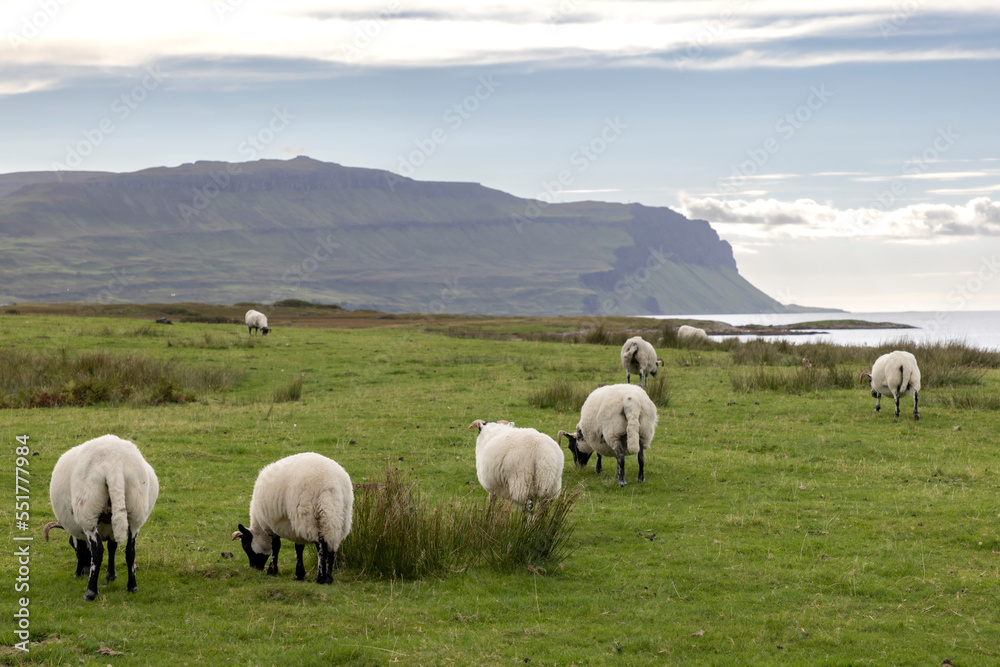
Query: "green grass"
2 312 1000 664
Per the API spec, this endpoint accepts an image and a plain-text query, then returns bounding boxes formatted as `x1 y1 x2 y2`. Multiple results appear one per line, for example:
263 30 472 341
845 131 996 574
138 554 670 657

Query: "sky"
3 0 1000 313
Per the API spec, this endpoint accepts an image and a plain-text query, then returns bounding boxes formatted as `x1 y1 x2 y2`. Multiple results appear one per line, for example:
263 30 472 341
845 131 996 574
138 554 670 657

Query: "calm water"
655 311 1000 349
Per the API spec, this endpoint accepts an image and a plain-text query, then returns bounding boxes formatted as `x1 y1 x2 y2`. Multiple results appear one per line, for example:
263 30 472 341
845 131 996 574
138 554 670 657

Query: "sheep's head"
261 326 270 336
859 370 878 397
232 524 270 570
558 429 593 468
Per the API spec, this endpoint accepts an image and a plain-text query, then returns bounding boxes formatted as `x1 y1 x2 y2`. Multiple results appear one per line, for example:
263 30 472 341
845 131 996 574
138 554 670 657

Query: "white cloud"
2 1 1000 93
680 195 1000 240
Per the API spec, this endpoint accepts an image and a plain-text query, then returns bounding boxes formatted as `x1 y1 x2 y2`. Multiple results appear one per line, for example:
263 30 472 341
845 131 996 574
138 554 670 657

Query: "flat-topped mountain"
0 156 816 315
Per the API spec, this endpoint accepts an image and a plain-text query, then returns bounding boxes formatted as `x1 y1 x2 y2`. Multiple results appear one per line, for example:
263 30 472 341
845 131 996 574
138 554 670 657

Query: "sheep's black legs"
874 394 881 413
637 450 645 483
316 537 334 584
105 539 117 583
73 538 91 577
893 394 901 419
615 451 627 487
125 530 137 593
913 391 919 420
84 532 103 601
595 454 603 474
294 544 306 581
267 535 281 575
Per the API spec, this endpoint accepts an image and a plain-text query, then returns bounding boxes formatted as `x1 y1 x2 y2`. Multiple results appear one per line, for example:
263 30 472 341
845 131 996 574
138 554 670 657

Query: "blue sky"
3 0 1000 312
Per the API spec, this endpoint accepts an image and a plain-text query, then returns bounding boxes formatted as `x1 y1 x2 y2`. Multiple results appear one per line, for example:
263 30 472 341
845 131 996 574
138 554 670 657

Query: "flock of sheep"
41 316 922 599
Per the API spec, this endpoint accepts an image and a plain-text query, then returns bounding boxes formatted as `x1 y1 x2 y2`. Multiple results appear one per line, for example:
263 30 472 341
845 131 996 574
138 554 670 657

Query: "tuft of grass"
527 378 591 411
0 347 243 408
644 374 671 407
341 467 577 579
271 375 304 403
937 389 1000 411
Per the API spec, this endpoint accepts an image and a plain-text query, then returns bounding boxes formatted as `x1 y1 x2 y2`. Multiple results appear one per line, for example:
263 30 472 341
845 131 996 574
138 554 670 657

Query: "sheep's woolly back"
620 336 659 376
245 309 268 329
870 350 921 397
577 384 657 457
248 453 353 555
474 422 564 507
49 434 159 544
677 325 709 342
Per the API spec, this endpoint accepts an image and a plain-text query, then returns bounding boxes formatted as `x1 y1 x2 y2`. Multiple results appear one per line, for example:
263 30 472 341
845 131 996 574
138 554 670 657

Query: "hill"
0 156 820 315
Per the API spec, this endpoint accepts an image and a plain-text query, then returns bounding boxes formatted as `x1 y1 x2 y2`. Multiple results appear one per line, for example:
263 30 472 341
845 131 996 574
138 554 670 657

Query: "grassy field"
1 308 999 665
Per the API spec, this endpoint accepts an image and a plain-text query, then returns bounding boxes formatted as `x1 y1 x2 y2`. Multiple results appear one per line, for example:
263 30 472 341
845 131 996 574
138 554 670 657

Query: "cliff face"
0 157 788 315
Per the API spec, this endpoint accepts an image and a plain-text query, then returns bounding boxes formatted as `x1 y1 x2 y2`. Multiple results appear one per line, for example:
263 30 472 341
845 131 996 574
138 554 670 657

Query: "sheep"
860 350 921 420
558 383 657 487
245 309 270 336
468 419 564 511
620 336 664 387
677 324 710 343
44 434 159 601
232 452 352 584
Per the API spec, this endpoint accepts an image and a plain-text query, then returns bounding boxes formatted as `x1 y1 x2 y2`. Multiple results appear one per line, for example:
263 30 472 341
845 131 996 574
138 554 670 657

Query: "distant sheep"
245 309 270 336
860 350 921 420
468 419 563 511
677 325 710 343
232 452 353 584
558 384 657 487
44 434 159 601
620 336 664 387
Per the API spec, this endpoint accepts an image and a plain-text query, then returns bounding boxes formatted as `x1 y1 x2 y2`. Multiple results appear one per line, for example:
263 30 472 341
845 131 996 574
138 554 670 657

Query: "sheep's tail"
624 395 641 455
107 468 129 544
623 341 638 363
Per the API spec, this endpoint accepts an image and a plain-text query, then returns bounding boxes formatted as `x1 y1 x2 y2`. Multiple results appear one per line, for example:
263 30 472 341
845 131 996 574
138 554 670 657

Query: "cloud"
680 195 1000 240
3 1 1000 93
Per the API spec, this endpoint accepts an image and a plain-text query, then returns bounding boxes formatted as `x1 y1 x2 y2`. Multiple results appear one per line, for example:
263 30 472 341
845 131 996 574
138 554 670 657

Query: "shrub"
272 375 304 403
341 467 578 579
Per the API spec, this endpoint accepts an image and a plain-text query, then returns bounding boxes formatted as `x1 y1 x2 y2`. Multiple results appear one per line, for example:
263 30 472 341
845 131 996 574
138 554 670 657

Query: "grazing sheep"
468 419 563 511
44 434 159 601
558 383 657 487
677 324 710 343
860 350 921 420
620 336 664 387
232 452 352 584
245 309 270 336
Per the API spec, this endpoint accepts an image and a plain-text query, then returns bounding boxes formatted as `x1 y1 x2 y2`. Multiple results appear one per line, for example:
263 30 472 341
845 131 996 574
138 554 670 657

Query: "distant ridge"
0 156 824 315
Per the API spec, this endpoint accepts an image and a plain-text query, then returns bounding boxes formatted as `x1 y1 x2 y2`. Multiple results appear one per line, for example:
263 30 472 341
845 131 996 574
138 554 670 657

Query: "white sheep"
676 324 710 343
468 419 564 511
44 434 159 601
620 336 664 387
860 350 921 420
558 384 657 487
245 309 270 336
232 452 353 584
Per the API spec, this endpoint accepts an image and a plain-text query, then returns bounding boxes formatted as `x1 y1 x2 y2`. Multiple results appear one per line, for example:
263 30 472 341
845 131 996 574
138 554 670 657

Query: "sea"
654 311 1000 350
